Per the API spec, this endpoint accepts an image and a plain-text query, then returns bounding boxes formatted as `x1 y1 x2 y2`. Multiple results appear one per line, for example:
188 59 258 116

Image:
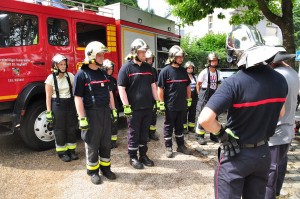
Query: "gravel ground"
0 116 215 199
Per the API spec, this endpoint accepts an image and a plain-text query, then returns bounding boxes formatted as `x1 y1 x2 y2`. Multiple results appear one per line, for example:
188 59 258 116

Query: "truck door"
0 10 45 102
45 17 74 74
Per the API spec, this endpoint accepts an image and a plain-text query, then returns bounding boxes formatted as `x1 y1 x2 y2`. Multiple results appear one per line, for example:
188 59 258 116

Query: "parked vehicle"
0 0 180 150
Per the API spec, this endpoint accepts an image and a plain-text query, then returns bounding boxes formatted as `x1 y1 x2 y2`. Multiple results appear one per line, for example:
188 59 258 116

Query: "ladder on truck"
16 0 113 17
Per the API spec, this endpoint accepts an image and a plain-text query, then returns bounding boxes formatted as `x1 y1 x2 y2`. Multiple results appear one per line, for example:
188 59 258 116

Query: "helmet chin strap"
134 55 142 62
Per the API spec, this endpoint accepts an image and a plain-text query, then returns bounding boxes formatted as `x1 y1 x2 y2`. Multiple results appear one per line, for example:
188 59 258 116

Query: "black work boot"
149 130 159 141
166 147 173 158
90 173 102 185
183 128 189 134
188 127 195 133
129 157 144 169
210 133 219 143
196 134 207 145
111 140 117 149
68 149 79 160
58 152 71 162
177 145 192 155
100 166 116 180
139 155 154 167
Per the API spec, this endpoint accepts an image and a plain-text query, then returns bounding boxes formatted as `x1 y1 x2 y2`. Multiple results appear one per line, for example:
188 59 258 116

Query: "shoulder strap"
216 69 219 89
52 73 60 105
65 72 73 98
207 67 211 87
82 70 96 105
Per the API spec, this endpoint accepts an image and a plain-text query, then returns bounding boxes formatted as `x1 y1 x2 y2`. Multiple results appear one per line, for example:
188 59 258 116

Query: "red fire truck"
0 0 180 150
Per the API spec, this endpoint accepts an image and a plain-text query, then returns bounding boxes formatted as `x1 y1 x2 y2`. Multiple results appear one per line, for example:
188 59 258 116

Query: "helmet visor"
227 25 264 52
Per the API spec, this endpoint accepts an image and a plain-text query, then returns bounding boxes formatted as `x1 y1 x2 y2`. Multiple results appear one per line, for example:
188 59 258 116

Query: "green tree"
294 3 300 50
181 33 227 73
166 0 296 56
62 0 139 8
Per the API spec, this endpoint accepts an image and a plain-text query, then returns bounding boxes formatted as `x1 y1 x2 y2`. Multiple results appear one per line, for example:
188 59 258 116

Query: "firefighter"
145 49 159 141
74 41 117 185
195 52 221 145
265 48 298 199
22 18 37 45
198 24 287 199
118 38 159 169
103 59 119 149
183 61 198 134
157 45 192 158
45 54 78 162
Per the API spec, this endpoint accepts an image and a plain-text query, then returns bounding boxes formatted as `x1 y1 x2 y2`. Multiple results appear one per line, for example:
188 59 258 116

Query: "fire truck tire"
19 100 55 151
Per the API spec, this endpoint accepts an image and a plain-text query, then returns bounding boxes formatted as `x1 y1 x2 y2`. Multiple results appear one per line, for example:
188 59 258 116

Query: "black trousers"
183 92 198 129
215 144 271 199
52 98 77 152
164 110 185 148
83 107 111 175
127 108 152 158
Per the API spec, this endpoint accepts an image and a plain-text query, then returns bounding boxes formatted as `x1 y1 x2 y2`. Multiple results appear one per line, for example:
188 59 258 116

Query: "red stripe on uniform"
166 79 188 83
233 98 286 108
85 80 110 86
128 72 152 77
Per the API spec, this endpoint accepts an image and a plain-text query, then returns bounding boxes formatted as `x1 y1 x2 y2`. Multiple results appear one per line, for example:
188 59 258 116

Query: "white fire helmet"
52 54 68 69
166 45 185 64
84 41 108 63
184 61 195 69
103 59 115 71
226 24 283 68
146 49 155 58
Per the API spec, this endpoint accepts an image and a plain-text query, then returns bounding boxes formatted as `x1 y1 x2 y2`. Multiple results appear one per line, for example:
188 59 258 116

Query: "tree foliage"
294 2 300 50
166 0 296 58
62 0 138 8
181 33 227 73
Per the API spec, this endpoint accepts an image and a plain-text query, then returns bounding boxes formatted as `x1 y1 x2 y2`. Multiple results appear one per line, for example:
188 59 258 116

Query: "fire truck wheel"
19 100 55 150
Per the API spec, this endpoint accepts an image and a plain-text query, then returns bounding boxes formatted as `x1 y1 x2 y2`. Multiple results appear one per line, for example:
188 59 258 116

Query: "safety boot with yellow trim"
58 152 71 162
91 173 102 185
68 149 79 160
100 165 116 180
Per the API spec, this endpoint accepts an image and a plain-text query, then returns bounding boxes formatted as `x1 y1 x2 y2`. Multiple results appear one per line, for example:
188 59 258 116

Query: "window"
0 11 38 47
76 22 106 47
47 18 69 46
208 15 213 32
157 37 180 70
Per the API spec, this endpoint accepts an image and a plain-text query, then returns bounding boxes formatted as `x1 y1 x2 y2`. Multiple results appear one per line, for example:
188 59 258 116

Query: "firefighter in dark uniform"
118 38 159 169
146 49 159 141
45 54 78 162
103 59 119 149
157 45 192 158
195 52 221 145
183 61 198 134
74 41 117 185
198 24 288 199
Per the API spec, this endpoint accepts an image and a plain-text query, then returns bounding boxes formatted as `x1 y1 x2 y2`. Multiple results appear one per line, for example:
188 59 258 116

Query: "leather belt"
240 140 267 148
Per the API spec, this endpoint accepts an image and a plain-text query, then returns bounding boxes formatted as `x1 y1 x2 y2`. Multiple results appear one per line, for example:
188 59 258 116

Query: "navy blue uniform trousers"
215 144 271 199
164 110 185 148
127 108 152 158
265 144 289 199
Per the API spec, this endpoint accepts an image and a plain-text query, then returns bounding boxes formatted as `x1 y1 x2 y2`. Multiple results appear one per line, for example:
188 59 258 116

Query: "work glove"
46 111 54 123
186 98 192 109
79 117 89 130
123 105 132 118
215 125 240 157
112 109 118 123
156 101 166 115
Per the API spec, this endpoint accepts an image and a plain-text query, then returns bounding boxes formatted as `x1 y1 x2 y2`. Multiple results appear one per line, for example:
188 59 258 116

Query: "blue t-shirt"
206 65 288 144
74 65 111 109
157 65 191 111
118 60 155 110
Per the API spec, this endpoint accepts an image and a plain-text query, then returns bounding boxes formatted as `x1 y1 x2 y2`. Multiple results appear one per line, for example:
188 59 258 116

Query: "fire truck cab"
0 0 180 150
